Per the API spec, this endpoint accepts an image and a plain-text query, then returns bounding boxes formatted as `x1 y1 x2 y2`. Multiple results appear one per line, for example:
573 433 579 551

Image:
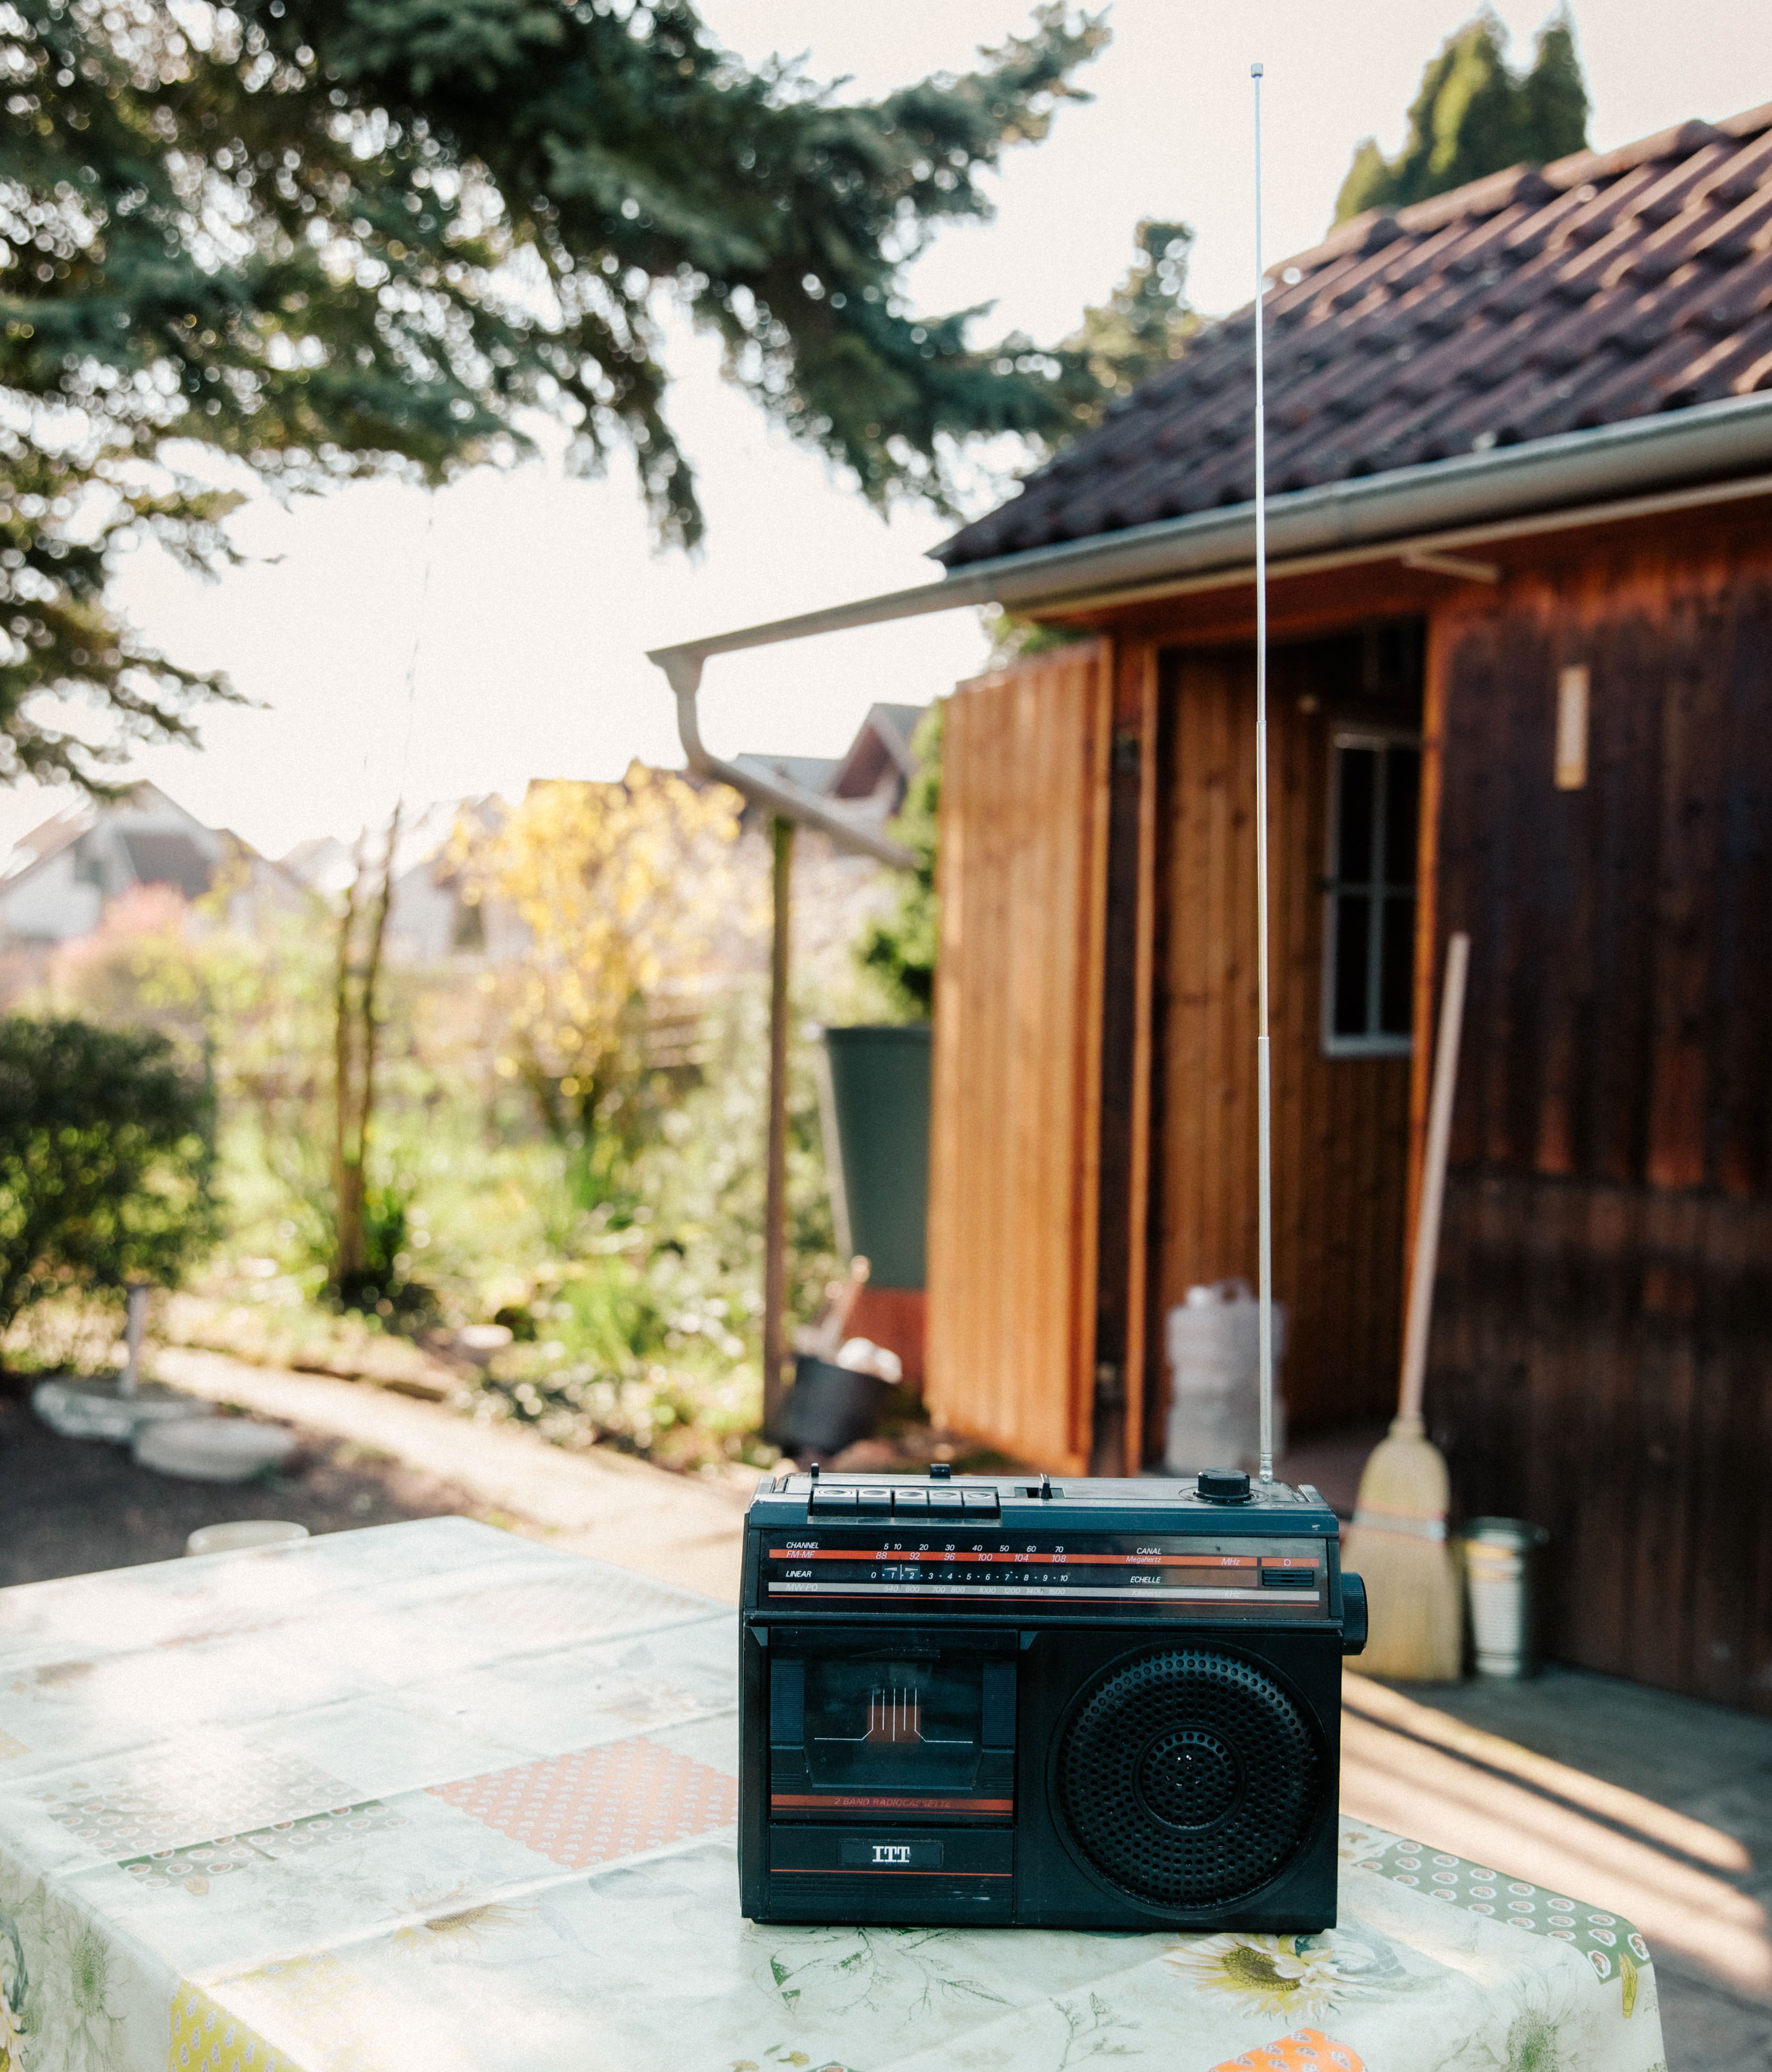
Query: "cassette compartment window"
770 1642 1016 1811
806 1652 982 1792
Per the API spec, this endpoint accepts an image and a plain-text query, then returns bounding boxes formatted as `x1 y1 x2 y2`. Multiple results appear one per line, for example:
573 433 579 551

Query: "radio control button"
853 1487 893 1517
1260 1567 1318 1589
928 1488 965 1515
1195 1469 1252 1504
810 1486 857 1516
961 1490 1001 1518
892 1489 930 1515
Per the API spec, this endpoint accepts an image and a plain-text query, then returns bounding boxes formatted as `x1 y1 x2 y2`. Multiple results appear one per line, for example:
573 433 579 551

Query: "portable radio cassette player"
738 1466 1366 1932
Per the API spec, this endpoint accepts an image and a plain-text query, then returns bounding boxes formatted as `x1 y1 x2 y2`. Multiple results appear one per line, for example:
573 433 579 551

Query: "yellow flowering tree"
462 766 746 1207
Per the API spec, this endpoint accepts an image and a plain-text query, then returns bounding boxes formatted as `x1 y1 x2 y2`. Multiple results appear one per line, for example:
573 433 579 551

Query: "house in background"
0 782 298 954
275 707 929 981
730 702 930 994
733 702 927 841
654 105 1772 1716
281 797 526 966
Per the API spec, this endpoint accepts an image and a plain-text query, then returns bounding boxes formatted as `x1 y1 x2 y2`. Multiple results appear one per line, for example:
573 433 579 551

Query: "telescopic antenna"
1251 61 1275 1485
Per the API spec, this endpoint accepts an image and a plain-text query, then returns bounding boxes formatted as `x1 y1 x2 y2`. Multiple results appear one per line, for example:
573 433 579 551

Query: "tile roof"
116 829 215 900
935 102 1772 569
730 751 842 796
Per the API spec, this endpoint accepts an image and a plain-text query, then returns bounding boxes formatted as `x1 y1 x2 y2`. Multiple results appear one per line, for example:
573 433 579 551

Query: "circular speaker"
1054 1647 1320 1910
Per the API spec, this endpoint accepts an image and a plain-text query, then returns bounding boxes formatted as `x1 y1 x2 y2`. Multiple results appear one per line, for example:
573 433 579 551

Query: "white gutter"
664 664 915 868
649 391 1772 848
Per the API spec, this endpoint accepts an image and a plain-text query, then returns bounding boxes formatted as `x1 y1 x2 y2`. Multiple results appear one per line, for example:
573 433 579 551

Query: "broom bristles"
1342 1414 1462 1682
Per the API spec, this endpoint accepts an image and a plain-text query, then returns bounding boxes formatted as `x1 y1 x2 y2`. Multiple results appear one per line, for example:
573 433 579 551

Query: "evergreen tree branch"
2 0 1115 780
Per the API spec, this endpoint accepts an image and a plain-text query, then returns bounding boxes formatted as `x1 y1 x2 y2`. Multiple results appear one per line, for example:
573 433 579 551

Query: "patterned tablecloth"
0 1517 1665 2072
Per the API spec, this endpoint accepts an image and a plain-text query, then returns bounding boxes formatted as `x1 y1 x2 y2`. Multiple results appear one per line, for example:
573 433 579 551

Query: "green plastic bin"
820 1024 931 1290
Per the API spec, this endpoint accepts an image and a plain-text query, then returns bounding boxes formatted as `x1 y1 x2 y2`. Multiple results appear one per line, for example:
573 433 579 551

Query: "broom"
1343 929 1470 1681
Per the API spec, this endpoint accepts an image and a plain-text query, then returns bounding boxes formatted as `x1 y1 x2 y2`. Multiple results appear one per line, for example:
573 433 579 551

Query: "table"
0 1518 1666 2072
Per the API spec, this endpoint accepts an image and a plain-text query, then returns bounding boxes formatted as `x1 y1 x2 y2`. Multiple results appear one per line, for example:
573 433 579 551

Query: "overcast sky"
7 0 1769 859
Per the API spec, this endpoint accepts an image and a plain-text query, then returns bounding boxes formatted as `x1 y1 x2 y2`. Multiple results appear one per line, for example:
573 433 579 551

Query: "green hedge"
0 1016 219 1338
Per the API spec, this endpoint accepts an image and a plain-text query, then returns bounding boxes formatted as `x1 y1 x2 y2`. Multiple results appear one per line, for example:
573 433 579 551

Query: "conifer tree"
2 1 1111 786
1068 219 1197 407
1521 13 1589 166
1334 7 1590 223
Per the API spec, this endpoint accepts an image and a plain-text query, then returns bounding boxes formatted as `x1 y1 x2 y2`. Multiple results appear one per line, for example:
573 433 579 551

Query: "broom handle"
1398 932 1469 1425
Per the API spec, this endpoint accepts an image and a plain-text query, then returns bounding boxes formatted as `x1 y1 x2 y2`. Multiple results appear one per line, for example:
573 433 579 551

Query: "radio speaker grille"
1055 1648 1320 1909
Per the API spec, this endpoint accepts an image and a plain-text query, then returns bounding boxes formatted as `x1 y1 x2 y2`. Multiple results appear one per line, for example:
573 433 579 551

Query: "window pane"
1333 895 1372 1036
1387 748 1421 887
1336 748 1376 882
1380 894 1416 1035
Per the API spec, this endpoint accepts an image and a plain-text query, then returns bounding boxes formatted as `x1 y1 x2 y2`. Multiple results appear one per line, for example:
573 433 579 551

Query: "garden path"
152 1346 753 1601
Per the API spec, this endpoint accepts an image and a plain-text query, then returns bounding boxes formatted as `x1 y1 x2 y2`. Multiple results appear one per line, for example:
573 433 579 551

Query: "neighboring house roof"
1 808 86 885
730 703 930 826
115 829 214 901
279 832 345 886
937 103 1772 569
829 703 926 802
867 702 928 751
0 782 302 949
1 783 216 899
731 753 843 796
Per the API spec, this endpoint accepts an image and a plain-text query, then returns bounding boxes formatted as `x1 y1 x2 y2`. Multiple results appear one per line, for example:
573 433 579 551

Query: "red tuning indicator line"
767 1549 1318 1570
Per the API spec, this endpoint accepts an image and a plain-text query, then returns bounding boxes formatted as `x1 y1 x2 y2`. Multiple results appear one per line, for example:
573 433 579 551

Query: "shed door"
1146 634 1419 1443
926 641 1112 1474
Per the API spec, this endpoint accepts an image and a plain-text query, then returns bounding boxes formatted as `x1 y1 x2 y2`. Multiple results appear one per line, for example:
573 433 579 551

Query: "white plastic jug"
1164 1280 1287 1473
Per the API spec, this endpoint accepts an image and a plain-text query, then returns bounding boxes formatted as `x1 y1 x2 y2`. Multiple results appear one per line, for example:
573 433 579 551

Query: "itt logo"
838 1836 943 1870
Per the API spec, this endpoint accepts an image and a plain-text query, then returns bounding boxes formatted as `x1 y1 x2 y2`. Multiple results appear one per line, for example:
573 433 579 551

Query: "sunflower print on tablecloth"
1168 1921 1435 2025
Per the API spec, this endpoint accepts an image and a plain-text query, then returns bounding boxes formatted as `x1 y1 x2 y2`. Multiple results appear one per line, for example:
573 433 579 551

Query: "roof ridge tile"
1392 165 1557 236
1268 210 1403 281
1544 119 1729 191
1715 102 1772 141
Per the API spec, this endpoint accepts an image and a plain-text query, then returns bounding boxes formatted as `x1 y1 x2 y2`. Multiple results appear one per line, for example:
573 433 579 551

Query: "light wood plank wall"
926 642 1112 1473
1148 644 1412 1436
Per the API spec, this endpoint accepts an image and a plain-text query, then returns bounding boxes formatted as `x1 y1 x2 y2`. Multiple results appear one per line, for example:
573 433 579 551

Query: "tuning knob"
1195 1468 1252 1504
1341 1572 1369 1656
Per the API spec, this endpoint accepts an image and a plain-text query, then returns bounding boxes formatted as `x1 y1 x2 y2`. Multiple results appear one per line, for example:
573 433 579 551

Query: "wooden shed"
920 107 1772 1716
652 105 1772 1713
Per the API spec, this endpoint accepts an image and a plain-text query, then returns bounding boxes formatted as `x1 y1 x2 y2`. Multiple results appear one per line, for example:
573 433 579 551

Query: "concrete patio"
1342 1667 1772 2070
1292 1424 1772 2069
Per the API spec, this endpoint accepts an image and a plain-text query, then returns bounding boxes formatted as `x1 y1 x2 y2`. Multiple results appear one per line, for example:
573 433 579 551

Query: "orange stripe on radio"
769 1795 1014 1813
767 1549 1276 1567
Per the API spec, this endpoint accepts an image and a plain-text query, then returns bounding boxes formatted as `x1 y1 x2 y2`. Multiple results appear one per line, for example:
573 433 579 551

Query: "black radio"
738 1466 1366 1932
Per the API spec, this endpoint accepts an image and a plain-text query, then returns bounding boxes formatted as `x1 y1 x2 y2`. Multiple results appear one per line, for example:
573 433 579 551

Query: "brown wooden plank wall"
1146 635 1416 1442
1091 639 1161 1474
925 643 1112 1474
1427 537 1772 1714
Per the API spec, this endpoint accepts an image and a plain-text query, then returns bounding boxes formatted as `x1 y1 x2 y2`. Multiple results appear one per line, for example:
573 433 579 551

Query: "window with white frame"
1324 733 1420 1055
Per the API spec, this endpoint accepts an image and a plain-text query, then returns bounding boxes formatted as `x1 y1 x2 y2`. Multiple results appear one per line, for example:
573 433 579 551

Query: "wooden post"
762 815 795 1440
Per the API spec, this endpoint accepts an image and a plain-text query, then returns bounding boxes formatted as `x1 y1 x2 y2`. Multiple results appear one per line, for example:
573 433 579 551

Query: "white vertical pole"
1252 61 1275 1485
121 1280 149 1399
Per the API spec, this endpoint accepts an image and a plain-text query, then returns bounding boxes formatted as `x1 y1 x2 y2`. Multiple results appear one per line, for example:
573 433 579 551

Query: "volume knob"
1195 1468 1252 1504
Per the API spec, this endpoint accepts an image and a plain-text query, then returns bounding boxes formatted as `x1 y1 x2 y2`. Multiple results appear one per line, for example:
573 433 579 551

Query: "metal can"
1459 1517 1551 1679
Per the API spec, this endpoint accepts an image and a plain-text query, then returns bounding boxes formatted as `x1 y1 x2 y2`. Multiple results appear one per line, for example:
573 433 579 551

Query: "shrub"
855 703 943 1019
0 1016 220 1341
